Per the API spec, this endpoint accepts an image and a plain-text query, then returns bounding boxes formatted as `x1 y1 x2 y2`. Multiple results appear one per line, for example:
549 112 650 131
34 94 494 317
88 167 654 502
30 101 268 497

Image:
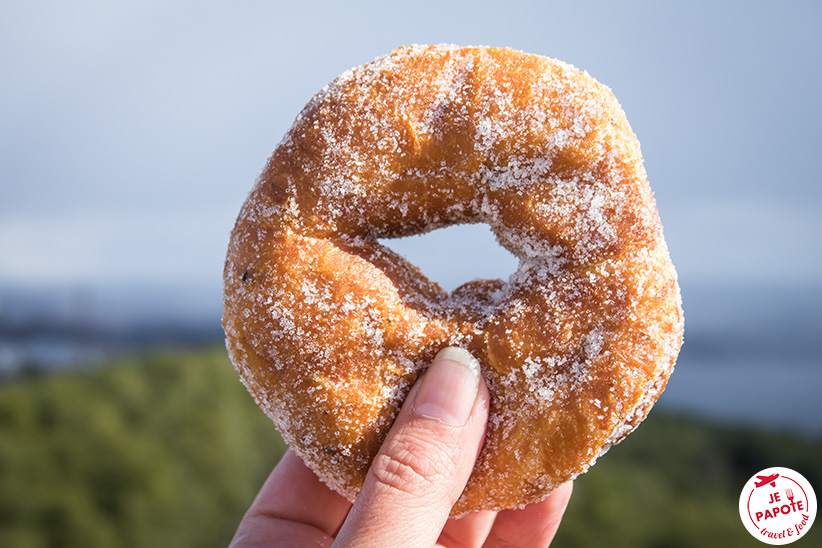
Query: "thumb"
333 347 489 548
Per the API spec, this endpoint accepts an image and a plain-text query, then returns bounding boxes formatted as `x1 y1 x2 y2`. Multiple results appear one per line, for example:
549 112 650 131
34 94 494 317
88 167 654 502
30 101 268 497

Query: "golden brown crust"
223 45 683 515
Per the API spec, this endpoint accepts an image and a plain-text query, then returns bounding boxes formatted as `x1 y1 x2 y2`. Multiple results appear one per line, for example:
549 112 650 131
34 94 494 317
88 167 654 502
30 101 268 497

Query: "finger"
437 510 498 548
481 481 573 548
333 347 490 548
254 450 353 536
231 449 352 546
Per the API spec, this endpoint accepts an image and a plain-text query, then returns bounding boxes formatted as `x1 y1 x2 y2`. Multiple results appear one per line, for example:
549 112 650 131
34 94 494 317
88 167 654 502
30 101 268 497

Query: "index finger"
239 450 353 539
481 481 573 548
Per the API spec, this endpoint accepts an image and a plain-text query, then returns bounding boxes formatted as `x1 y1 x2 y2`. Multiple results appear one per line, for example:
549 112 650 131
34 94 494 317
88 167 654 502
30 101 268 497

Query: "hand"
229 347 573 548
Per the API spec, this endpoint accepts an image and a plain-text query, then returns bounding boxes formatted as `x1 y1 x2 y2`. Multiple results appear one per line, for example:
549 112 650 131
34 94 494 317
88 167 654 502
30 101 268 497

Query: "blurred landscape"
3 268 820 435
0 284 222 377
1 345 819 548
1 1 820 545
0 272 820 546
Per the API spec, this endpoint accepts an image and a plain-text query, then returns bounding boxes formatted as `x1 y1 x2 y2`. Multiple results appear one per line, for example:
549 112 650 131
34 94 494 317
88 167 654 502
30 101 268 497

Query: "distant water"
0 323 223 377
660 281 822 436
1 279 820 437
658 354 822 436
6 334 817 437
0 337 106 376
0 282 223 376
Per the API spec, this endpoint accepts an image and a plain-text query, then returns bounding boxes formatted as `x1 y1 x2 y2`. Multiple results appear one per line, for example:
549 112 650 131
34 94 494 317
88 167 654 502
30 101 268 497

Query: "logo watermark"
739 467 816 544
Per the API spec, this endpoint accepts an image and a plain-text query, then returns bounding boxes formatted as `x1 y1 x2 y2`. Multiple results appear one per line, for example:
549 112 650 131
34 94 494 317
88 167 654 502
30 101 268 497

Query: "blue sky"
1 0 820 302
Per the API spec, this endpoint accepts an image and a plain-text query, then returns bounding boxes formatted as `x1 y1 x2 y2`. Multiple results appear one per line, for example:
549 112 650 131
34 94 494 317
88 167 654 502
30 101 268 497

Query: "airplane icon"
755 473 780 488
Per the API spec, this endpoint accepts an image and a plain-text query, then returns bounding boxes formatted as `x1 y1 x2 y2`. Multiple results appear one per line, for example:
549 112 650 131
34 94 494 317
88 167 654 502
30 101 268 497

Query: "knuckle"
369 430 455 499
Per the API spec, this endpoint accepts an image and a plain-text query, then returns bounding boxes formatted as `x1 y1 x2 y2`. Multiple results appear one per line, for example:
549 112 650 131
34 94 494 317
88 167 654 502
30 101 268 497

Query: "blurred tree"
553 412 822 547
0 348 286 548
0 348 819 547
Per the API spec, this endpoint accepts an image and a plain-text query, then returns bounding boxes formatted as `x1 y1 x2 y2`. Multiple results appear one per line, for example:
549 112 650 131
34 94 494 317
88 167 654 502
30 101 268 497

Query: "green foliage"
553 413 822 547
0 347 286 548
0 347 819 547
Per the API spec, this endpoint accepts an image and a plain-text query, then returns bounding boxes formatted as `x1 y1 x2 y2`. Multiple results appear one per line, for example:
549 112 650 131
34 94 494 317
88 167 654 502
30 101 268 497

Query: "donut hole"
377 223 518 293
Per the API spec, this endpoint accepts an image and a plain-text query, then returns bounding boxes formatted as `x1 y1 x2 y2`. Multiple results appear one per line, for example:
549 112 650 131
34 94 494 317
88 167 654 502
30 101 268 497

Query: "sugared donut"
223 44 683 515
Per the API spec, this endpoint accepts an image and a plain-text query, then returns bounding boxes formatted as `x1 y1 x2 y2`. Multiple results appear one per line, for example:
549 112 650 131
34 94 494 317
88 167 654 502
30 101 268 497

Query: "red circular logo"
739 467 816 544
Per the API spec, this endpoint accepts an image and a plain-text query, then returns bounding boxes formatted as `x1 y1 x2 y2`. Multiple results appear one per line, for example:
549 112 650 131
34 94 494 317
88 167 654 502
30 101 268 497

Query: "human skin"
229 347 573 548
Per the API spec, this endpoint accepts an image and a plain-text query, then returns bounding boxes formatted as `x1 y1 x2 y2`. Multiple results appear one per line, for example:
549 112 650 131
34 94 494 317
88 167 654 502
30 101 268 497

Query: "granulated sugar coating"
222 45 684 516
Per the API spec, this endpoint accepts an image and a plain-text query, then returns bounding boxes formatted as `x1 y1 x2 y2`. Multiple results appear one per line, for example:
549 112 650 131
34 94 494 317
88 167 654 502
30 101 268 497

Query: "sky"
1 0 821 313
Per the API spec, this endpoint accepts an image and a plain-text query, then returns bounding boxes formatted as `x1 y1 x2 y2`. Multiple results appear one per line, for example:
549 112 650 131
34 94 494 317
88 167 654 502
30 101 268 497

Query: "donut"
222 44 683 515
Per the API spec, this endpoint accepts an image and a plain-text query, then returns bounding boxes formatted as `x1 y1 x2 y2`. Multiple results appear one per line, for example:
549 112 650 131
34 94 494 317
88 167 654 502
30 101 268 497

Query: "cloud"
664 200 822 284
0 210 232 288
1 1 820 294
